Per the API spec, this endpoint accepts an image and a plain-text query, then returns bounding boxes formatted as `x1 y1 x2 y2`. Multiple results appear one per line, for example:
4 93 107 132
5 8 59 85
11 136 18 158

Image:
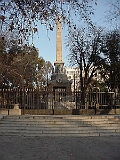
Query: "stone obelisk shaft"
55 15 64 65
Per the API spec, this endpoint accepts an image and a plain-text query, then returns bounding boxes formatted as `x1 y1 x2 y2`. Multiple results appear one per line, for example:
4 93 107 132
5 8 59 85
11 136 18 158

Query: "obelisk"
54 15 64 73
47 14 72 94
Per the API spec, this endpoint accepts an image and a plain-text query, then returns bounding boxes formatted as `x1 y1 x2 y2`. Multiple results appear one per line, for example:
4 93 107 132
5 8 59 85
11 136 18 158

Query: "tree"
101 30 120 91
36 60 53 89
0 0 96 44
66 26 105 103
106 0 120 25
11 46 41 88
0 37 7 87
0 37 52 89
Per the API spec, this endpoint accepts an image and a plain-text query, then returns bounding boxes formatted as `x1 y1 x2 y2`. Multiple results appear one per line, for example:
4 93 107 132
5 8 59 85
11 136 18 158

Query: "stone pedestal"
9 104 21 115
0 109 8 115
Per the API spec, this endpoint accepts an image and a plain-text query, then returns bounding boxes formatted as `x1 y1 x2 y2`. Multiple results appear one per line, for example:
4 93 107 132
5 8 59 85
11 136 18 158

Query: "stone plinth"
0 109 8 115
9 104 21 115
9 109 21 115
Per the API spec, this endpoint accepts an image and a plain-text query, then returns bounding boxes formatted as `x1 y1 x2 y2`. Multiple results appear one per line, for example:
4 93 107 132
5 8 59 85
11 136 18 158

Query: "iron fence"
0 88 120 110
75 91 120 109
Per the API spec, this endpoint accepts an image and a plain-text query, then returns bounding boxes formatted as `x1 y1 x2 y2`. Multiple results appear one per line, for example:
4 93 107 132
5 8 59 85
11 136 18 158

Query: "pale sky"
33 0 117 66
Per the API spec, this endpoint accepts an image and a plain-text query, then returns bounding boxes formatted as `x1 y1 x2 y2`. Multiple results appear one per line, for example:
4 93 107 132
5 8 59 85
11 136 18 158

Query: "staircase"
0 115 120 137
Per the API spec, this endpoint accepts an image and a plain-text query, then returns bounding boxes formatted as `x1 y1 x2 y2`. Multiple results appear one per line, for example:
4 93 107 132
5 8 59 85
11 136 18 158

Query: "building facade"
64 66 103 92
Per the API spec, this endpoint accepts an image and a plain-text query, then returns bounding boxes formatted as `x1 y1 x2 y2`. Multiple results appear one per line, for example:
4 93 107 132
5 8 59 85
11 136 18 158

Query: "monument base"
9 109 21 115
9 104 21 115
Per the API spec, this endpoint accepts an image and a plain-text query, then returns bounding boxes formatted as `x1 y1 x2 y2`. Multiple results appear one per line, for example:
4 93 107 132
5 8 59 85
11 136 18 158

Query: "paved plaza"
0 135 120 160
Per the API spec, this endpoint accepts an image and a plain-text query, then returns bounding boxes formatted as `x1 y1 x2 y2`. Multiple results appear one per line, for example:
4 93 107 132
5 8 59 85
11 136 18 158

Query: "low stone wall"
79 109 95 115
51 109 120 115
22 109 53 115
96 109 120 115
0 109 9 115
0 108 120 115
53 109 95 115
54 109 73 115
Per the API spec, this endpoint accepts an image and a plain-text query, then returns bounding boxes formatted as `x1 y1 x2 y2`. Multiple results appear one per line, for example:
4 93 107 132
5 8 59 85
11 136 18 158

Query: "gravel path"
0 136 120 160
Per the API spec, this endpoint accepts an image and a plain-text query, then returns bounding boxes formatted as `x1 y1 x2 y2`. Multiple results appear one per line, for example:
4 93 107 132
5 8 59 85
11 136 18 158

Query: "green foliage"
0 37 52 89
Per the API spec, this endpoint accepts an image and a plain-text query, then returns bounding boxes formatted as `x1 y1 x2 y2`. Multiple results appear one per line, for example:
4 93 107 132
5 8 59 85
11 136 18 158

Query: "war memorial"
0 15 120 160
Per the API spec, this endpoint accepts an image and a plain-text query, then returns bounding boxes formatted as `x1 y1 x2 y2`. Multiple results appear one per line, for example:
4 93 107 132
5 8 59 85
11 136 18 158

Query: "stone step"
3 115 120 120
0 121 120 127
0 126 120 133
0 131 120 137
0 122 93 127
1 117 120 123
0 122 119 127
0 125 120 130
0 132 99 137
63 115 120 119
0 115 120 137
0 129 117 135
2 117 120 123
0 122 92 127
2 117 120 125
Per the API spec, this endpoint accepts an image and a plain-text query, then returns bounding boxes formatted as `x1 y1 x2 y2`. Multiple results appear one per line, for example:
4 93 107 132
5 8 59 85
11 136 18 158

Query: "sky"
32 0 117 67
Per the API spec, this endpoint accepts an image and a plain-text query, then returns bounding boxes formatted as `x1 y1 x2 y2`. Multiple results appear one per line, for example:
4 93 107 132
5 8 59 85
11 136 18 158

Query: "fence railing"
75 91 120 109
0 88 120 110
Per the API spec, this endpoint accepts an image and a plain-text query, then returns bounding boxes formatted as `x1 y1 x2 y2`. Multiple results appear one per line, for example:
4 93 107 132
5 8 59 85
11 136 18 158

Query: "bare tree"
101 30 120 91
66 26 105 103
106 0 120 27
0 0 96 44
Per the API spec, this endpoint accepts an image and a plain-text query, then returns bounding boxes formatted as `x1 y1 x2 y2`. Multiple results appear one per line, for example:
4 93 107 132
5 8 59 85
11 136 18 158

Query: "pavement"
0 136 120 160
